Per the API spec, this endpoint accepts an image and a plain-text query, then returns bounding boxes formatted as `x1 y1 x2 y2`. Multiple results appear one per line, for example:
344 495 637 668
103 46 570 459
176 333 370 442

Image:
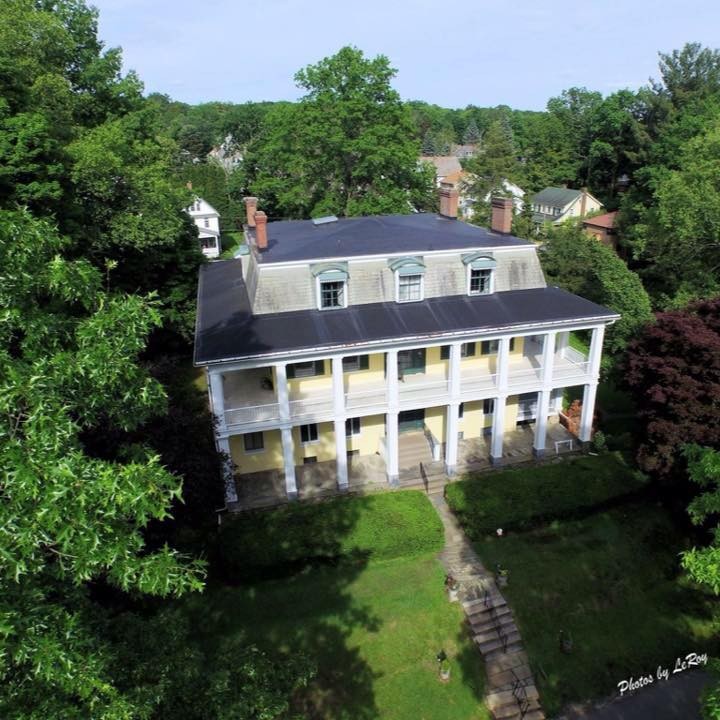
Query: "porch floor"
228 422 578 511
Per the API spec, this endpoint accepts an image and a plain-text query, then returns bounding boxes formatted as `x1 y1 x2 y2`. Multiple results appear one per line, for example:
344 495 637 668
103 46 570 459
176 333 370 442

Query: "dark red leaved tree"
624 298 720 475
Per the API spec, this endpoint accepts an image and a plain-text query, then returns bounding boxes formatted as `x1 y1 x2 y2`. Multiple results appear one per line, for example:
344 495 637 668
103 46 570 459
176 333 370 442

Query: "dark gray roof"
253 213 531 264
531 187 582 208
194 260 619 365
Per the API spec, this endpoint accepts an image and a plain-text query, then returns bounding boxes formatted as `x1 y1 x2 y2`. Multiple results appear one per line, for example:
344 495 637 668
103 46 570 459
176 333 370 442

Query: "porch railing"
398 377 449 406
225 403 280 426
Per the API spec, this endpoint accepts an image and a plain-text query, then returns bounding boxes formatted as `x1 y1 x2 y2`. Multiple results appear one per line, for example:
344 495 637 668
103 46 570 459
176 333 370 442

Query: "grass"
446 453 647 537
473 503 720 716
185 491 489 719
569 330 589 355
220 230 244 259
214 491 444 577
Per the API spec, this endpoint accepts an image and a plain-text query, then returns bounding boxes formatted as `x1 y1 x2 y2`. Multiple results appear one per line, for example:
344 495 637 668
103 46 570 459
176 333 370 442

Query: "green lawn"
473 504 719 716
220 230 245 259
190 491 490 720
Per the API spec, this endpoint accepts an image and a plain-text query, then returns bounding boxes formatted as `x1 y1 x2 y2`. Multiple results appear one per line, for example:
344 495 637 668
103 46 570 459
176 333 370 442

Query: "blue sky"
92 0 720 110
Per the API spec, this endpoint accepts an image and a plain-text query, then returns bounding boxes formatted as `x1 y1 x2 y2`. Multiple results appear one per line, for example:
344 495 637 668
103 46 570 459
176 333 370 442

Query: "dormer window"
389 257 426 303
311 263 349 310
462 253 496 296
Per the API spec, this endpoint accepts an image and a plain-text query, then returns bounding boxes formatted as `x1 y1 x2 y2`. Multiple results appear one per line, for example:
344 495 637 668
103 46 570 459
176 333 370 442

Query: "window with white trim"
200 236 216 249
243 431 264 453
345 417 361 437
300 424 318 444
342 355 369 372
469 268 492 295
397 273 423 302
319 279 345 309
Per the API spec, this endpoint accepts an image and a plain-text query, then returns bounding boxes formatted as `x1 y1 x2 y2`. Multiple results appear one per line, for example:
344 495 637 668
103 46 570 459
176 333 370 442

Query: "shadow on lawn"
202 497 384 720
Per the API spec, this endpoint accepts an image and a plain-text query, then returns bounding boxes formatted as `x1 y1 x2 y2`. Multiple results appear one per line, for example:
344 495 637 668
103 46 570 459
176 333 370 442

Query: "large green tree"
540 222 653 356
247 46 435 218
0 209 205 717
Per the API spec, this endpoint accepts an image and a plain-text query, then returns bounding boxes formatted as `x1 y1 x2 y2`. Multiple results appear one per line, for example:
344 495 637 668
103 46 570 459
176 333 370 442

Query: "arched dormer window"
311 263 349 310
388 256 426 303
462 253 496 296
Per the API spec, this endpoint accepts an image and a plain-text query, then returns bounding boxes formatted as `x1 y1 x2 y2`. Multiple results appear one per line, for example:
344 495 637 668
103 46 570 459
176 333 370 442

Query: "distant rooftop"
583 211 618 229
252 212 532 264
531 187 582 208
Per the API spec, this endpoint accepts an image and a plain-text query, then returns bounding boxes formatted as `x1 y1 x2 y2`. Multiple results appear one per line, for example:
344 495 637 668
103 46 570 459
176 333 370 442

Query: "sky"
92 0 720 110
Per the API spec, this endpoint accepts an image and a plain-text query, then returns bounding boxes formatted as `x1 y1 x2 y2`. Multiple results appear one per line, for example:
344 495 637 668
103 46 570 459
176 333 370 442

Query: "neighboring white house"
482 179 525 214
530 187 603 226
187 196 221 258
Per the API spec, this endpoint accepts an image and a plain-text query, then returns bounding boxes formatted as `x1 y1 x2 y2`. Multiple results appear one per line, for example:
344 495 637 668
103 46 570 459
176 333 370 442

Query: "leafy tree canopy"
247 46 435 218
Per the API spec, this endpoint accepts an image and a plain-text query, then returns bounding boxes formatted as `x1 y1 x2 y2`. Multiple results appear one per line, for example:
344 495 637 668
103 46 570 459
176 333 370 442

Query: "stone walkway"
431 493 546 720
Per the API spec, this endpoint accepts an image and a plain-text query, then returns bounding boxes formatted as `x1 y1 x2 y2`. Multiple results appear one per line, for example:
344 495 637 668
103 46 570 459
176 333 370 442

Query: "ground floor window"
300 423 319 444
200 236 217 249
483 398 495 415
345 417 361 437
459 403 464 418
303 456 317 464
243 431 264 453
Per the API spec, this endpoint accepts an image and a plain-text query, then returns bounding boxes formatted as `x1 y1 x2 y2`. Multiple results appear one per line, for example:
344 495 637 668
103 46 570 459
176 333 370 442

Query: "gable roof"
251 213 532 265
583 211 617 230
419 155 462 178
531 187 582 208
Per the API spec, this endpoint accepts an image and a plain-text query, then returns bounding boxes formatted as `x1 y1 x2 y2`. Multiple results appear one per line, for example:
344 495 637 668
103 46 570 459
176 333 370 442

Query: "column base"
286 489 299 501
445 464 457 477
532 447 545 459
387 473 399 487
337 482 349 493
580 440 593 451
490 455 503 467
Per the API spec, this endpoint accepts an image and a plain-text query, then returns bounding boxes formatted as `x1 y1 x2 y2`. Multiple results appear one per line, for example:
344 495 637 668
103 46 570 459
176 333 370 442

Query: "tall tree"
624 298 720 475
247 46 435 218
0 209 205 717
540 222 653 356
463 118 481 144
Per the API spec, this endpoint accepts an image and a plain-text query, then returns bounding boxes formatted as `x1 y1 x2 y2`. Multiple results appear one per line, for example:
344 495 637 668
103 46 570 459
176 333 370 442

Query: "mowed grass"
473 503 720 716
188 491 490 720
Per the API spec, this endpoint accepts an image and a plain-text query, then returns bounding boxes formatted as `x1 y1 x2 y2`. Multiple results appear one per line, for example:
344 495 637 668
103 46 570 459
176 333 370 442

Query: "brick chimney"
243 196 258 227
254 211 268 250
491 197 513 234
439 183 459 219
580 187 588 217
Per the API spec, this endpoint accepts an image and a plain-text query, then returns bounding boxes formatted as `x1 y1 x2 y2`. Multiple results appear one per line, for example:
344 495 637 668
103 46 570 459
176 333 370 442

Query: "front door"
398 409 425 433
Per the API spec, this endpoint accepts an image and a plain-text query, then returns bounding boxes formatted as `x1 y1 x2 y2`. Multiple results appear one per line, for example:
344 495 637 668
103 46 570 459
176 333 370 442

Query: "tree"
463 118 481 144
0 209 205 717
623 298 720 475
247 46 435 218
461 120 520 224
540 221 653 356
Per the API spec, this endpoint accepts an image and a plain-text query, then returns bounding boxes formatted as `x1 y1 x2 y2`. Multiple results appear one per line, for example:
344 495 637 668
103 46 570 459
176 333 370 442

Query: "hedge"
213 491 443 578
445 453 647 539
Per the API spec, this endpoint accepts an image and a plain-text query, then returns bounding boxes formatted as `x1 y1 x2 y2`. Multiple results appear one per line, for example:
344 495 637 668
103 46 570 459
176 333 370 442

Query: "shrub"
445 454 647 538
212 491 443 579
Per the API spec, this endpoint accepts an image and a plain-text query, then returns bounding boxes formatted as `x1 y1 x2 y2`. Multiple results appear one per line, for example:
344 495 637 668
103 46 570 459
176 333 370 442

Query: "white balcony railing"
552 360 591 383
345 385 387 412
288 396 334 421
225 403 280 427
460 372 498 397
398 377 449 406
508 366 544 386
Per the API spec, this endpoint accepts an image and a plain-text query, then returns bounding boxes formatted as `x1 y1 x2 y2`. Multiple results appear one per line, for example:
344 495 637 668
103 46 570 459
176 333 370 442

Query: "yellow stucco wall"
344 353 385 392
424 405 446 439
346 413 384 455
230 429 284 474
285 360 332 398
293 421 336 464
425 346 449 378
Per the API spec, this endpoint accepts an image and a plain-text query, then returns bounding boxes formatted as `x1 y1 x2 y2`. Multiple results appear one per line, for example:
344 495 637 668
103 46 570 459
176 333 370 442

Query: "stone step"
485 650 529 678
474 630 521 655
491 698 543 720
464 595 508 615
473 625 520 646
487 685 539 709
470 612 516 635
484 641 524 662
487 662 534 689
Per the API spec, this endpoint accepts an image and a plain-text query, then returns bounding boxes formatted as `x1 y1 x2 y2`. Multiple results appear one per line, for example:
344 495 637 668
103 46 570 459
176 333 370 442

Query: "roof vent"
312 215 338 226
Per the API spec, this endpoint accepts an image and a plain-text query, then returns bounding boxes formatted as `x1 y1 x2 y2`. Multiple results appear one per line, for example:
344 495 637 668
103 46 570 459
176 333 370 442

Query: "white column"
386 411 399 485
490 395 507 465
556 331 569 359
579 382 598 443
445 342 462 475
445 402 460 475
281 426 298 499
533 390 551 457
332 356 348 490
497 337 510 392
209 370 226 431
275 363 290 421
541 331 557 386
385 350 399 485
588 325 606 378
216 436 238 505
